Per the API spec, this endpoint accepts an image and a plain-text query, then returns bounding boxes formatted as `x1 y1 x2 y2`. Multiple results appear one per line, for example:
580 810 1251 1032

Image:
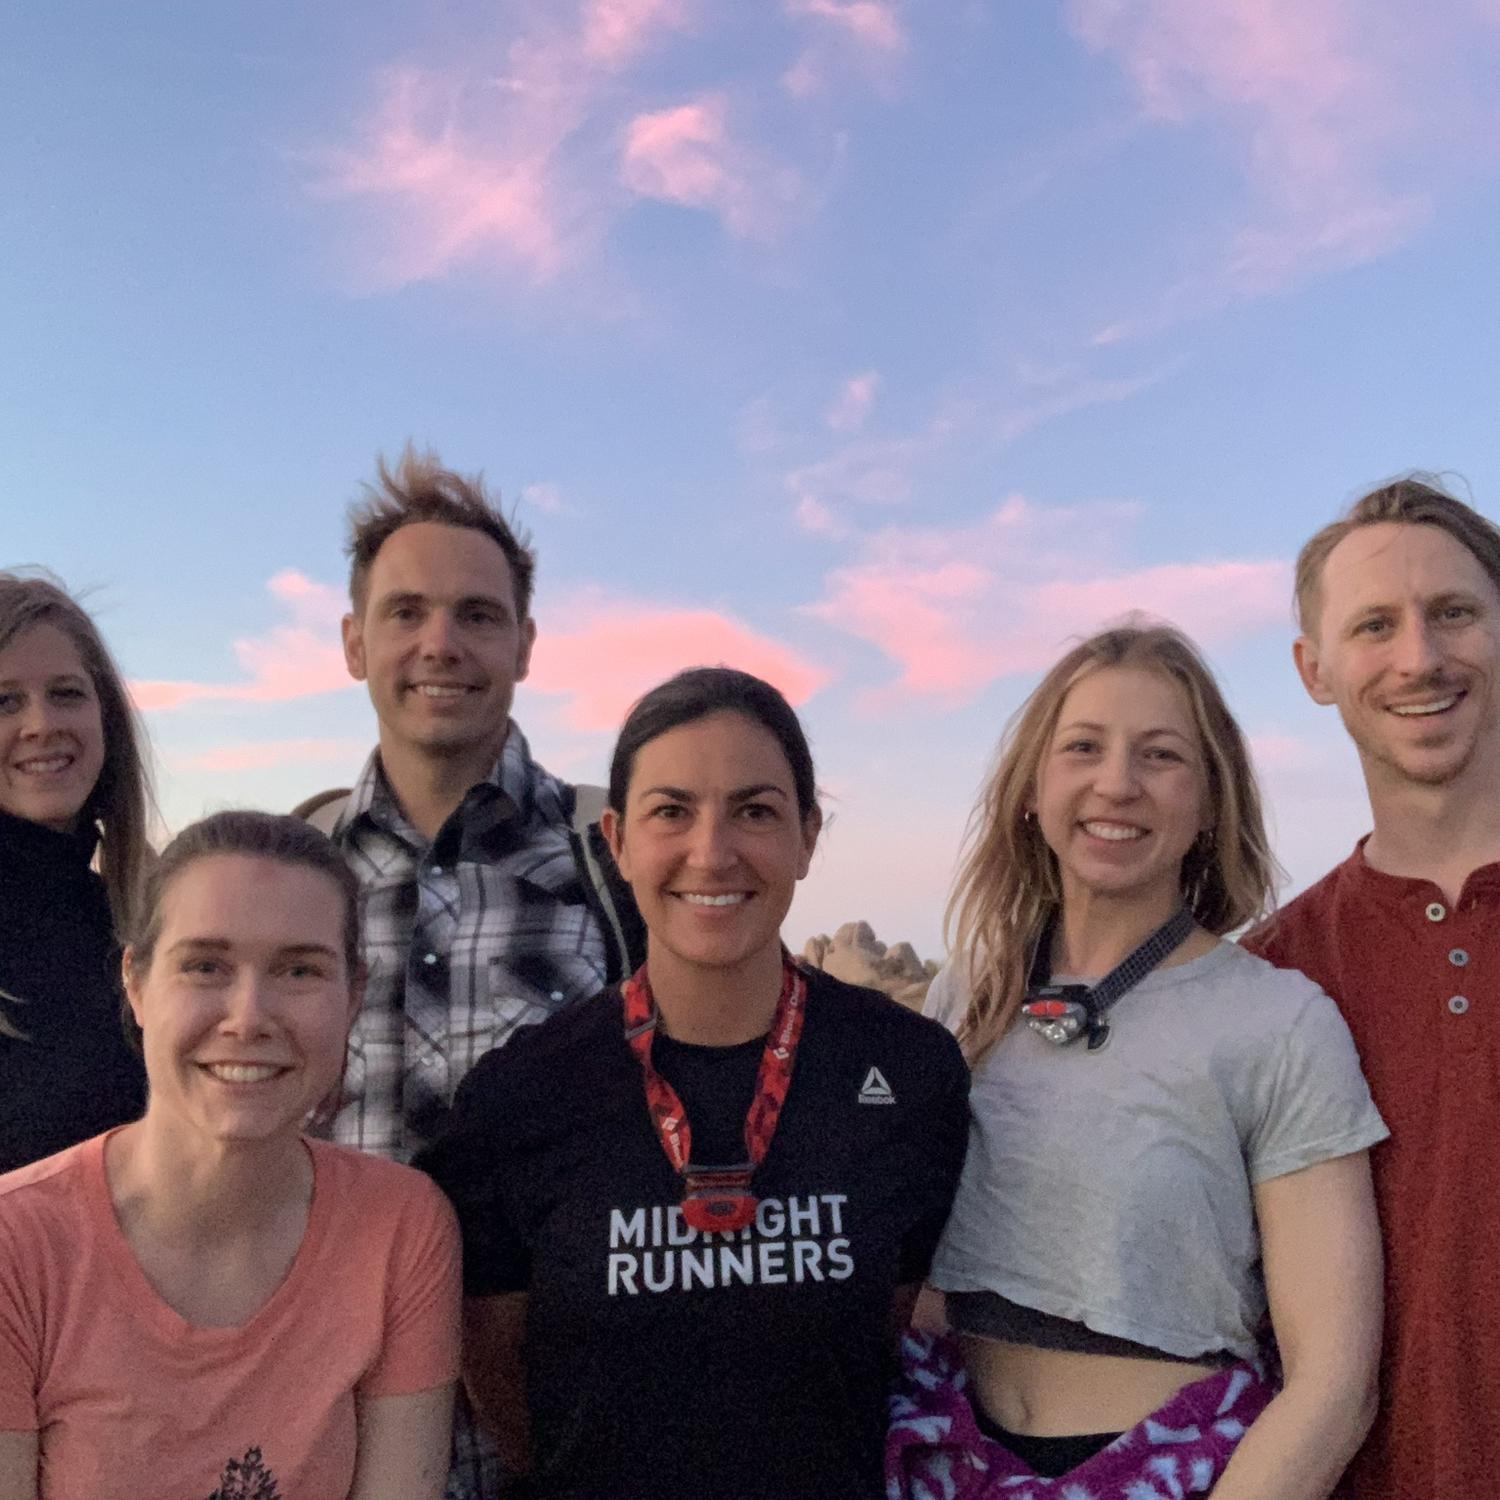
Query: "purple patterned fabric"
886 1331 1275 1499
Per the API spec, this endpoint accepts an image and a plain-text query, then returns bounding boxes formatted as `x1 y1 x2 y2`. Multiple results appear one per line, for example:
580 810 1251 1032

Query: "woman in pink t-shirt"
0 810 460 1500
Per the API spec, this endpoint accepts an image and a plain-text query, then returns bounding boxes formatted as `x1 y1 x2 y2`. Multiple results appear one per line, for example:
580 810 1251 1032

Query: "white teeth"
414 684 468 698
680 893 748 907
17 756 71 774
204 1063 282 1084
1390 697 1458 717
1082 821 1145 842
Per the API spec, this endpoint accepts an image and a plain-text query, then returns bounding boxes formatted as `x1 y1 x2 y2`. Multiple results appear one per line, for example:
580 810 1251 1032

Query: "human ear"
601 806 632 882
121 947 147 1032
341 613 367 682
1292 634 1336 706
796 805 823 879
514 617 537 684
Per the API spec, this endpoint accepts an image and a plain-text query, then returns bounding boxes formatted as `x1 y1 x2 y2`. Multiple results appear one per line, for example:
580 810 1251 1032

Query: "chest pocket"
488 951 605 1036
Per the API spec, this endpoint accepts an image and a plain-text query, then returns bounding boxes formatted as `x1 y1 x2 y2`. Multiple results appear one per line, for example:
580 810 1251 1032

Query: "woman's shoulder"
306 1138 455 1222
802 966 966 1067
0 1137 102 1257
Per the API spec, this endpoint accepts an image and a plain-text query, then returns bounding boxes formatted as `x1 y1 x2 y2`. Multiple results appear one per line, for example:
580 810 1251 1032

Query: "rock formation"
801 921 938 1010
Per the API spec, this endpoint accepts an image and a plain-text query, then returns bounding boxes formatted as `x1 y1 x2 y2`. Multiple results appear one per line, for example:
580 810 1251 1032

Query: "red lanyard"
622 957 807 1233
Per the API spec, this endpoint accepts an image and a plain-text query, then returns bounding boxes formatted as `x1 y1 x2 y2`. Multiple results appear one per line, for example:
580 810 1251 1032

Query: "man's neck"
377 727 510 842
1363 752 1500 903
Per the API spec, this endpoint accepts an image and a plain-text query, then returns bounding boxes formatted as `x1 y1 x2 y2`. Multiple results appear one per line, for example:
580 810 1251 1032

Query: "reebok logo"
858 1066 895 1105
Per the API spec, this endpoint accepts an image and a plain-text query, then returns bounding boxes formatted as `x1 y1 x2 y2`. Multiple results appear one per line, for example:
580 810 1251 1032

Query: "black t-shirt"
419 967 970 1500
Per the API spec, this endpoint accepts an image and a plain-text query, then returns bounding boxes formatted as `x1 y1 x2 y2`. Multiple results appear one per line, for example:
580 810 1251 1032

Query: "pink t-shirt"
0 1132 460 1500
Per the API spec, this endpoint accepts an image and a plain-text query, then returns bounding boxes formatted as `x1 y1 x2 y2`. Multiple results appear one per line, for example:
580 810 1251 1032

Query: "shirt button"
430 865 443 877
422 952 438 967
1450 948 1470 967
1426 902 1447 922
1448 995 1470 1016
550 990 564 1002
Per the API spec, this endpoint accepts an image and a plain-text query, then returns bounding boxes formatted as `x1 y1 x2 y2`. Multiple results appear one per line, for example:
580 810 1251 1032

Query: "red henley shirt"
1244 841 1500 1499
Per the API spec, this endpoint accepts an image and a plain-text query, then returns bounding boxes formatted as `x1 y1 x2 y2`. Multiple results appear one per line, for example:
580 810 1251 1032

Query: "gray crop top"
926 940 1387 1362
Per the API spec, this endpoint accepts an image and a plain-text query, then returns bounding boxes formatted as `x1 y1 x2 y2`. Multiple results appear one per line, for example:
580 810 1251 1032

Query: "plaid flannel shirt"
328 723 616 1499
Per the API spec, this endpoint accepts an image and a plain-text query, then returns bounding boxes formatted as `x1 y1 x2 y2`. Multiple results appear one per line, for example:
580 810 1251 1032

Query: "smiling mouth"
409 683 477 699
1081 821 1146 842
14 754 75 775
676 892 751 907
200 1063 287 1084
1388 693 1462 717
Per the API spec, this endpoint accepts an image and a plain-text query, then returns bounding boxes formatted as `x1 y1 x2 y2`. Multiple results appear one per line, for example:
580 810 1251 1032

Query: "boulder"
800 921 936 1010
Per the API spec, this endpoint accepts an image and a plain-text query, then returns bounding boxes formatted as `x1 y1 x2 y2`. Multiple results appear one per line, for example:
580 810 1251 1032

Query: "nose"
1093 745 1140 801
17 695 62 740
416 609 460 660
1391 615 1443 678
685 810 736 871
221 974 276 1037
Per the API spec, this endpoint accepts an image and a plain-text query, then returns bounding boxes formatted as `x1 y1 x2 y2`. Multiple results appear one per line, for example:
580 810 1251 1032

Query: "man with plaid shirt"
299 446 642 1498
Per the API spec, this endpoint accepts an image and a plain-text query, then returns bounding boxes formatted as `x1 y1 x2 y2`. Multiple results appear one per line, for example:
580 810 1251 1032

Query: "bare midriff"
960 1335 1221 1436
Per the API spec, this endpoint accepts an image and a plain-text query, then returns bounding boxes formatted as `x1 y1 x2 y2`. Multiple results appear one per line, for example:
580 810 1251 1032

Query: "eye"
1438 602 1476 624
0 691 20 715
180 957 225 979
49 685 88 704
646 802 688 821
1143 745 1185 763
737 801 780 823
283 960 331 981
1353 616 1391 638
1059 738 1098 755
462 606 503 627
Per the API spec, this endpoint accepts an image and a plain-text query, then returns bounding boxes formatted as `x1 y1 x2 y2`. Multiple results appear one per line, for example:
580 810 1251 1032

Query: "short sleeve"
0 1220 41 1431
360 1175 462 1398
414 1049 533 1296
921 961 967 1037
898 1028 972 1283
1244 989 1389 1184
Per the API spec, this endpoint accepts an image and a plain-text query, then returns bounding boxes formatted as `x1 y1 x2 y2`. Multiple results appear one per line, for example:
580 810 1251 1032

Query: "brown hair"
127 810 360 985
947 622 1278 1063
0 571 155 936
346 443 536 620
1295 474 1500 634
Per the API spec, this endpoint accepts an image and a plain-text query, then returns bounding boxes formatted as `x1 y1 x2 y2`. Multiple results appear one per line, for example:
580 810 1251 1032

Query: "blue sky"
5 0 1499 955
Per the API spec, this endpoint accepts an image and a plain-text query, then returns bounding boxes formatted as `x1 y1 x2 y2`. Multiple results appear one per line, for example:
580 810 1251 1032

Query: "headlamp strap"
1022 906 1195 1050
623 956 807 1233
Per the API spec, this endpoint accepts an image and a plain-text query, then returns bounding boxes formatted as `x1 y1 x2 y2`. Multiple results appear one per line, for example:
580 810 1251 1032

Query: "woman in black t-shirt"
0 573 150 1172
419 668 970 1500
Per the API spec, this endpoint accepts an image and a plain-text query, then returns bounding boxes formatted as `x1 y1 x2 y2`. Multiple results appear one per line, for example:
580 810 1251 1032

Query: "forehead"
1320 522 1499 617
1056 665 1195 735
366 521 518 609
157 854 345 948
629 711 795 792
0 621 88 680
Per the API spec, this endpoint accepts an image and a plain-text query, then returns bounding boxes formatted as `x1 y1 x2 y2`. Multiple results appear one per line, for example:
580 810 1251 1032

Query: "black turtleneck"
0 809 146 1175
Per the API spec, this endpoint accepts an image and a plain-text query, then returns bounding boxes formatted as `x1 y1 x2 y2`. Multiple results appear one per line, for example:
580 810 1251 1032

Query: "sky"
5 0 1500 957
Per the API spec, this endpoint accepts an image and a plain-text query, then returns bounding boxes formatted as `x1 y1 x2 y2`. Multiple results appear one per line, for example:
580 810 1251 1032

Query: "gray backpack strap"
293 787 352 836
570 783 608 837
568 783 642 978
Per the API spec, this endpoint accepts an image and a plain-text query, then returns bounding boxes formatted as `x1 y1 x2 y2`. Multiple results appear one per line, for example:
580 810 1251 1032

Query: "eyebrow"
639 783 791 802
165 938 340 960
1056 720 1193 743
1339 590 1484 629
0 673 90 689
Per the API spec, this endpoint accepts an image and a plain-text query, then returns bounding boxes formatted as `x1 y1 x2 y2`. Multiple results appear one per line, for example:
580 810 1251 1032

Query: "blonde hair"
947 623 1278 1063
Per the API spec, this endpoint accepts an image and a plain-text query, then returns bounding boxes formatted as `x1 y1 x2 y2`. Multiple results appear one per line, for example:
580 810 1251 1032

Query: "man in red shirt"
1244 475 1500 1498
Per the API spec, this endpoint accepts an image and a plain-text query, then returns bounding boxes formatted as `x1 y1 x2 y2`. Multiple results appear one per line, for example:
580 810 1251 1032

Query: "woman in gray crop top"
887 624 1386 1500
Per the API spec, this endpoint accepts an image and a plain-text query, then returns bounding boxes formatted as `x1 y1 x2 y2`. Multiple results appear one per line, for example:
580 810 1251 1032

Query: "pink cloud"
782 0 906 97
620 95 800 237
825 370 880 432
305 4 699 289
530 594 831 730
786 0 906 55
131 570 353 713
806 496 1289 710
171 739 369 774
581 0 692 66
1066 0 1434 296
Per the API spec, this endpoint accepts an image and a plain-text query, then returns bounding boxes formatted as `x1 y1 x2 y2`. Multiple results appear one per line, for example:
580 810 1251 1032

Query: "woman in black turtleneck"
0 573 151 1174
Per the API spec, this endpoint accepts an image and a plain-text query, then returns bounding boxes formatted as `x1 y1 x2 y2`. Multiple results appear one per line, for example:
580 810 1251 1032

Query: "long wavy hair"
948 623 1278 1063
0 572 155 936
